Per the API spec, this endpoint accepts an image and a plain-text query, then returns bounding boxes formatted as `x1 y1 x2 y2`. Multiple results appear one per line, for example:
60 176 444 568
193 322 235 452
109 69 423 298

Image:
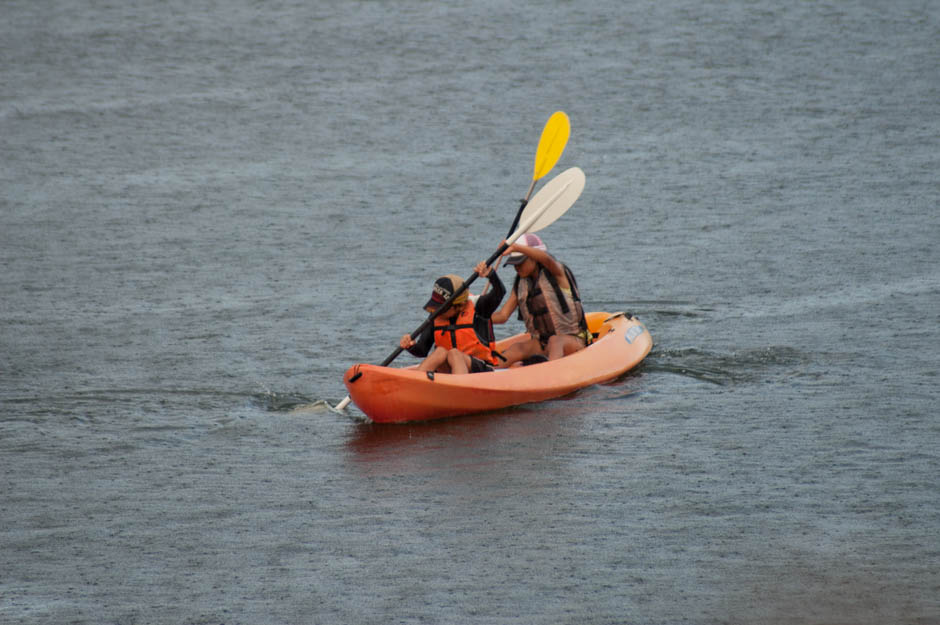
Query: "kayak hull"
343 312 652 423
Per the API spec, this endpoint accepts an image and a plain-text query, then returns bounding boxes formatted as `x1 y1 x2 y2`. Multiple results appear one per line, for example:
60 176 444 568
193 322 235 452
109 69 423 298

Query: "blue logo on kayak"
624 325 644 344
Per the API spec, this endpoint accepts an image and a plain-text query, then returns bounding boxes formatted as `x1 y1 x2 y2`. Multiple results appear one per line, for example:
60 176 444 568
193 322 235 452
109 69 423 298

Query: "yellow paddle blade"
532 111 570 181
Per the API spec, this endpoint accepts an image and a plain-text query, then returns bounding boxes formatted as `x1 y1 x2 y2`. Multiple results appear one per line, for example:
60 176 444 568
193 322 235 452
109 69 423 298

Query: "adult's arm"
503 243 571 290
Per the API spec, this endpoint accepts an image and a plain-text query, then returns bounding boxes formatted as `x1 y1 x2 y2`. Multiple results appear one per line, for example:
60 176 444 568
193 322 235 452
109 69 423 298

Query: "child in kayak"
399 261 506 374
491 233 591 366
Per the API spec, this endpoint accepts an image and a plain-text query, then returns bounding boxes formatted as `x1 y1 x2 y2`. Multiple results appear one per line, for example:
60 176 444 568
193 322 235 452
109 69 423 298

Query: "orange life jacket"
433 300 498 365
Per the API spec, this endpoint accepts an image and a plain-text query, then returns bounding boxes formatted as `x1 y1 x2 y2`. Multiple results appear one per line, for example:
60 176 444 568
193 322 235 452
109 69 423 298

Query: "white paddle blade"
508 166 585 243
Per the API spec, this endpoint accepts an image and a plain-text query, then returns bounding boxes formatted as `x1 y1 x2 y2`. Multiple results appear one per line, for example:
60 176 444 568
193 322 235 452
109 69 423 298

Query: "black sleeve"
473 270 506 319
406 324 434 358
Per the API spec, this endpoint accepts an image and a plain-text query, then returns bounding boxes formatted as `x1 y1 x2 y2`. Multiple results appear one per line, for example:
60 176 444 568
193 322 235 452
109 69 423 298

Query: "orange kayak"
342 312 652 423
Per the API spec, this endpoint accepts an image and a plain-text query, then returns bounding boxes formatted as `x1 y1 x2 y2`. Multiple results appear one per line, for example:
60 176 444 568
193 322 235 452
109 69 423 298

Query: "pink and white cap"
504 233 548 266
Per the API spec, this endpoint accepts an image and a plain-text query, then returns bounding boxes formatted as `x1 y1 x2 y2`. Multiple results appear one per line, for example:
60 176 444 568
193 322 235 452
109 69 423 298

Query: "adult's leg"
546 334 586 360
497 337 544 368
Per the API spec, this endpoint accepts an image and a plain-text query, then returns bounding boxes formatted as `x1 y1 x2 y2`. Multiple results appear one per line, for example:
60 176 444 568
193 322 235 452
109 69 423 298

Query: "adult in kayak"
399 261 506 374
491 233 591 366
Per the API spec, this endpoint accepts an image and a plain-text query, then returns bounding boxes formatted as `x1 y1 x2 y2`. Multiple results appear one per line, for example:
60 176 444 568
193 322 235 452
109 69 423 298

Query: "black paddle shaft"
505 198 528 240
379 240 511 367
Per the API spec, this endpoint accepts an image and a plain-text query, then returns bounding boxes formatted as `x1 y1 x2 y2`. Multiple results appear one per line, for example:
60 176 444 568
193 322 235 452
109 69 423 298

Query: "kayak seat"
520 354 549 366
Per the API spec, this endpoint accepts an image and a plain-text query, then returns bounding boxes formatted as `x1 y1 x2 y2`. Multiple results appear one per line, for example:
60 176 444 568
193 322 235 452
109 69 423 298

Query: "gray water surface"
2 1 938 623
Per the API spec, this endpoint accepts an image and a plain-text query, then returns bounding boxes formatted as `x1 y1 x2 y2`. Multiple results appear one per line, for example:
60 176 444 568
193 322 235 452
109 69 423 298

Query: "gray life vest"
513 260 590 346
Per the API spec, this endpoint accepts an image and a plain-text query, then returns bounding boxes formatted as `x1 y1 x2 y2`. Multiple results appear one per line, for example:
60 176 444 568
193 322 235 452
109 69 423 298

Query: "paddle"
478 111 570 297
510 111 570 241
335 166 585 412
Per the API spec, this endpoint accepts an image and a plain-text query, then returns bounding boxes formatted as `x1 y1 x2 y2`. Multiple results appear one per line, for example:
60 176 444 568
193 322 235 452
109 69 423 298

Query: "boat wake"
287 399 354 416
644 345 809 386
249 391 365 418
248 391 350 415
